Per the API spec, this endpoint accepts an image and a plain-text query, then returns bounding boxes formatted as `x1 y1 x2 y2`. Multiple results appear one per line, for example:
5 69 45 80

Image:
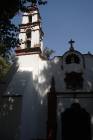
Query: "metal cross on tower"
68 39 75 50
69 39 75 47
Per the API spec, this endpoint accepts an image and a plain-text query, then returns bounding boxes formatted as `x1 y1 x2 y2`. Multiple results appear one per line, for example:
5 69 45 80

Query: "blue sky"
13 0 93 56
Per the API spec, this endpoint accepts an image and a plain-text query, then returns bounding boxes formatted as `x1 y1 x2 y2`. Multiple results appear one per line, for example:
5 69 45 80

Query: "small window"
29 15 32 23
66 53 80 64
26 29 31 38
64 72 83 90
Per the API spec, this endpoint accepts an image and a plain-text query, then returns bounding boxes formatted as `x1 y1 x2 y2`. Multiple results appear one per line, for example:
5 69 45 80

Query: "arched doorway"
61 103 91 140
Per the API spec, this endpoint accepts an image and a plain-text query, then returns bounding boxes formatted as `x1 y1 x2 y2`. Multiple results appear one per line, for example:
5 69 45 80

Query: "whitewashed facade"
1 4 93 140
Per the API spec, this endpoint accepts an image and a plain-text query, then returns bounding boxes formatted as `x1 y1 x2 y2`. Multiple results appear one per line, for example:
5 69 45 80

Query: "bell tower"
17 4 44 54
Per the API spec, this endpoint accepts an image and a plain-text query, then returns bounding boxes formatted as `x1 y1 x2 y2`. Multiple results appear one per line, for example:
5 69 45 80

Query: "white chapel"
0 3 93 140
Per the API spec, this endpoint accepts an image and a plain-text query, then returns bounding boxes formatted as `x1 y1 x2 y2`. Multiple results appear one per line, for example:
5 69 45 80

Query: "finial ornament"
68 39 75 51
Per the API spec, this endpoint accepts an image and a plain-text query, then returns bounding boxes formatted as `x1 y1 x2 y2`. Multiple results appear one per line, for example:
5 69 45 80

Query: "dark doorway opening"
61 103 91 140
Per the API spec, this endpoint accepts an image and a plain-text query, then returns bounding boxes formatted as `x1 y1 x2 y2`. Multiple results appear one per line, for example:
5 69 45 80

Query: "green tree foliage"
0 56 10 80
0 0 47 57
43 47 55 60
0 20 19 56
0 1 20 20
0 0 47 20
20 0 47 12
0 0 19 56
0 43 6 57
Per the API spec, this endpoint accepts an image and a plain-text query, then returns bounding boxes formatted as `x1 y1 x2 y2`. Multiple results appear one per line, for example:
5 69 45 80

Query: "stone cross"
68 39 75 48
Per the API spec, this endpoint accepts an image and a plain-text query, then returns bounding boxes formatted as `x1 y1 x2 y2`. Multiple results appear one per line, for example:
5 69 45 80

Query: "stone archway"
61 103 91 140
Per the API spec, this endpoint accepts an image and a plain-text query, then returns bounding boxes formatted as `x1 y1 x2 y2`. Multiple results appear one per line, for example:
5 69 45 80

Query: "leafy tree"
0 0 47 57
0 0 47 20
20 0 47 13
0 20 19 56
0 56 10 80
43 47 55 60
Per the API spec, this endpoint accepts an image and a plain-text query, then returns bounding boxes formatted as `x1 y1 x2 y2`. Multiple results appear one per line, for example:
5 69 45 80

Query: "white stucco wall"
5 54 51 140
19 10 41 49
22 13 29 24
83 54 93 91
32 11 38 23
5 52 93 140
19 32 26 49
50 54 93 92
31 26 40 48
18 54 51 140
